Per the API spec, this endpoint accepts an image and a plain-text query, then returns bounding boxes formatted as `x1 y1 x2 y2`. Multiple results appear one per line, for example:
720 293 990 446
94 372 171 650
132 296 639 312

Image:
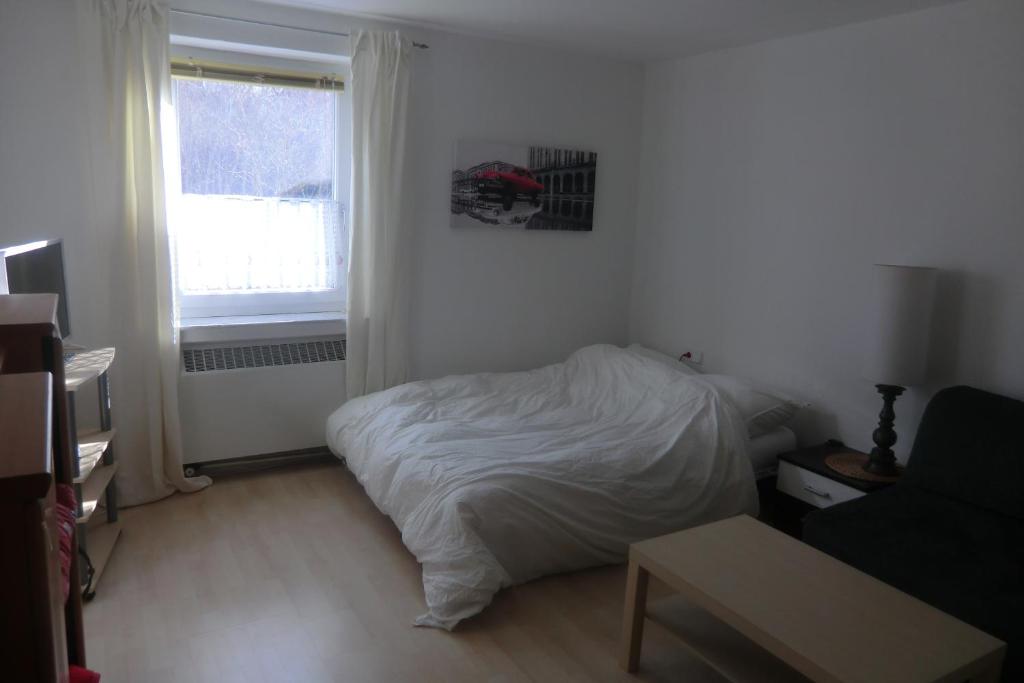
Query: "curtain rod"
168 8 430 49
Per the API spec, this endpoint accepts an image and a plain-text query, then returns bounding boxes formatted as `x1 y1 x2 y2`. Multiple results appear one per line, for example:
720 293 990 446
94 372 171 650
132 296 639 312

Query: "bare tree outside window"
176 79 335 198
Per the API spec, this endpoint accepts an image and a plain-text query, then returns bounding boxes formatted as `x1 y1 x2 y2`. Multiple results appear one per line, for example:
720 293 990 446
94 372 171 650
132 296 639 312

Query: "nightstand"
771 440 896 537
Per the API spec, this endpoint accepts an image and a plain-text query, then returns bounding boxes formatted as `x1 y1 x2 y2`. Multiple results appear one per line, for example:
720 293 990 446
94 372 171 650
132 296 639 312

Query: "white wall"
0 1 117 350
0 0 120 433
171 0 644 380
630 0 1024 459
404 30 642 378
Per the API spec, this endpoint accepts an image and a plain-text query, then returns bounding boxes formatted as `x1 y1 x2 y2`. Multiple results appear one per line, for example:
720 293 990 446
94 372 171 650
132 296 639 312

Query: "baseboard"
183 446 337 478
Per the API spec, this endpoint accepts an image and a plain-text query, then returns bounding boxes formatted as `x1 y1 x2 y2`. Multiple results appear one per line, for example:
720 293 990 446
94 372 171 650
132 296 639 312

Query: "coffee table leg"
619 558 650 673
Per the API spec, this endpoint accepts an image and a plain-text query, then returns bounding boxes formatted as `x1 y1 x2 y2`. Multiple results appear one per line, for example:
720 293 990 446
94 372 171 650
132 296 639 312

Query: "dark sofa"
803 386 1023 682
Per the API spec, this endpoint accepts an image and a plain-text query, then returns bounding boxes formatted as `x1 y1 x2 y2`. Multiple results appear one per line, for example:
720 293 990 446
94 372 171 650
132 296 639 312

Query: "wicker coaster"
824 452 902 482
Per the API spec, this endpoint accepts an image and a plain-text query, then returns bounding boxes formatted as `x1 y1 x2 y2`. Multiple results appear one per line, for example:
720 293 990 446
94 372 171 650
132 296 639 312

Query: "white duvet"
326 344 758 629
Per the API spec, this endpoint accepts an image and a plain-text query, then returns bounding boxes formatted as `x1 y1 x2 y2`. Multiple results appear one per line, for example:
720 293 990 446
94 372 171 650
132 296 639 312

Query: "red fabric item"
69 665 101 683
55 483 77 603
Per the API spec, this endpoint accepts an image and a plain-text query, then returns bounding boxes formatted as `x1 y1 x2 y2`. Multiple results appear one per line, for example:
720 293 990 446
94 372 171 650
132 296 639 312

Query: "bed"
326 343 797 629
749 425 796 479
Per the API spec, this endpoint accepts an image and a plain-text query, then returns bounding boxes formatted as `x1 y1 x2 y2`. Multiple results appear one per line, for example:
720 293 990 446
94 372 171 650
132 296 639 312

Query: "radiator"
178 336 346 467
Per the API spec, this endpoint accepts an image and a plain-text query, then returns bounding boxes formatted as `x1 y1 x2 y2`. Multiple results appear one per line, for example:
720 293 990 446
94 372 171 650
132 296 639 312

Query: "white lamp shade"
863 264 938 387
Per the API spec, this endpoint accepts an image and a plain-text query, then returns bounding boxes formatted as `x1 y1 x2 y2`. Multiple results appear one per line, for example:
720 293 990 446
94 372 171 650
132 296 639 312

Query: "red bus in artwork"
474 165 544 210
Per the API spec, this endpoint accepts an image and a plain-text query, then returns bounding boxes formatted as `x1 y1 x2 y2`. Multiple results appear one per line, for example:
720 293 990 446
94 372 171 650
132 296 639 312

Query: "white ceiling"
255 0 964 62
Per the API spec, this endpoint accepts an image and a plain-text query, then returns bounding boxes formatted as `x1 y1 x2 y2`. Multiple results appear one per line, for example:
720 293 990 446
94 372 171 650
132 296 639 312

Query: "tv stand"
65 347 121 597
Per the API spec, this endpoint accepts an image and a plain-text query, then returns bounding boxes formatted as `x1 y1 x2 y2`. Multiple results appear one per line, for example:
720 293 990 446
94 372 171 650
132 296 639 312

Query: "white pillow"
626 344 699 375
698 374 807 438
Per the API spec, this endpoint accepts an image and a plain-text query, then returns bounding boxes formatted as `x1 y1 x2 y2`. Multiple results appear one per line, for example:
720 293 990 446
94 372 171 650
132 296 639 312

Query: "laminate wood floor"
84 461 724 682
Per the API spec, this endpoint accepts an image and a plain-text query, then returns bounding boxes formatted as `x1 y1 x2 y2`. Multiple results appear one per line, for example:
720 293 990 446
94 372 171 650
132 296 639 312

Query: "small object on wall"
451 140 597 231
679 350 703 365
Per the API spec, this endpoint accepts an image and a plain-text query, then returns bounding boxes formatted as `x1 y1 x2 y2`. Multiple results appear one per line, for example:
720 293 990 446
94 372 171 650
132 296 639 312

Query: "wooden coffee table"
619 515 1005 682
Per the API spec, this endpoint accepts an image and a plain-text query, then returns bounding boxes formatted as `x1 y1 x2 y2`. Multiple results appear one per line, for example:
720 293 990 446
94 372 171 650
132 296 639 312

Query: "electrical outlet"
679 350 704 366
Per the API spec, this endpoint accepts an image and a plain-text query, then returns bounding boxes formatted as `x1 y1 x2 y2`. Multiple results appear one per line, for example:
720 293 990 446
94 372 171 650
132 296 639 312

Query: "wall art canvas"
451 140 597 231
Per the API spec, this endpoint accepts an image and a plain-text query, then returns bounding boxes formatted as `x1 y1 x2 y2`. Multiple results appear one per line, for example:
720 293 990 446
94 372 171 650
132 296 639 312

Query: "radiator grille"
183 339 346 373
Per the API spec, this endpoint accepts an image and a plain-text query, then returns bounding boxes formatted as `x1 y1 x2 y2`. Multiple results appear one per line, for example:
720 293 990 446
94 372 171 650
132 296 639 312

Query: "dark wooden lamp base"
865 384 905 477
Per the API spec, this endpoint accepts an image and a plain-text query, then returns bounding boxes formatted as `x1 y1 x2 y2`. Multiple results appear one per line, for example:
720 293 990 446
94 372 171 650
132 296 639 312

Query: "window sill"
179 312 346 344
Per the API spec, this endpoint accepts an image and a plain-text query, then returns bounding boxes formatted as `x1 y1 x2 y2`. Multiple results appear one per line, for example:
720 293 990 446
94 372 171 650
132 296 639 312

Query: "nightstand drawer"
776 461 864 508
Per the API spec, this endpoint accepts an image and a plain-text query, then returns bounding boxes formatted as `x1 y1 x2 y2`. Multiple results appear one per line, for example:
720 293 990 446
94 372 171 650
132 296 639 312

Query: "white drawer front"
776 461 864 508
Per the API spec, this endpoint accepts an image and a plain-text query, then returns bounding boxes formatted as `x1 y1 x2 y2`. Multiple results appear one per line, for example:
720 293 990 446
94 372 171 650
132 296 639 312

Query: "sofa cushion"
903 386 1024 520
804 487 1023 681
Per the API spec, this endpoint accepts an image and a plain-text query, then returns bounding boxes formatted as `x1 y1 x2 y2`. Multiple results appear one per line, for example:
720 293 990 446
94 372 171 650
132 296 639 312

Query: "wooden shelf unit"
66 347 121 598
81 517 122 594
64 347 114 392
73 429 116 484
78 462 118 523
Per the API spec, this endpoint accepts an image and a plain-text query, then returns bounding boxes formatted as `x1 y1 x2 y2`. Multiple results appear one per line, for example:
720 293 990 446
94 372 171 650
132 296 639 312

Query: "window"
168 59 349 319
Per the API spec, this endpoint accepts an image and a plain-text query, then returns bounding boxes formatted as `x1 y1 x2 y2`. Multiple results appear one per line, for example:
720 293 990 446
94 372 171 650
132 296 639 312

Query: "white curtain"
92 0 211 504
347 30 413 399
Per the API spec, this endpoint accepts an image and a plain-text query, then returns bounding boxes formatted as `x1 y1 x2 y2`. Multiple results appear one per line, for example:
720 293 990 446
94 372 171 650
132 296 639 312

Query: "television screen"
0 240 71 338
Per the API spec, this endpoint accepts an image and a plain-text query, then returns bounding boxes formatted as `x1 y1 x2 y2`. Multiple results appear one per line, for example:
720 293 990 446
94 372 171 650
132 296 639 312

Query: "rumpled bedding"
326 344 758 629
